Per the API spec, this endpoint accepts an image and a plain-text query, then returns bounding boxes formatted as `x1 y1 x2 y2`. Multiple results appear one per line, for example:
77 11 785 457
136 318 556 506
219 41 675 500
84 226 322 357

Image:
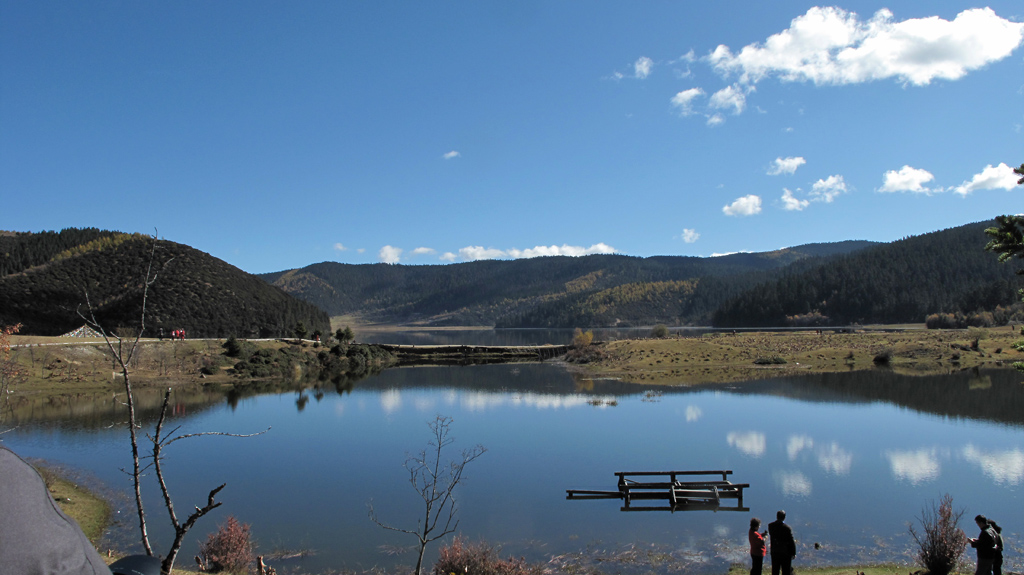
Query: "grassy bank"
575 326 1024 385
34 465 111 545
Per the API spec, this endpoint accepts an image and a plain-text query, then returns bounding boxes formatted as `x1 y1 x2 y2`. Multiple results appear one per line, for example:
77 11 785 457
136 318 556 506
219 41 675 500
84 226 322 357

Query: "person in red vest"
749 517 767 575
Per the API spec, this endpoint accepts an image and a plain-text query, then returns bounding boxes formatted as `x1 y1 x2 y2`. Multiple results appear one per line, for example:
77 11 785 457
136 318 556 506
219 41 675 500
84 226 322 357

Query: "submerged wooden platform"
566 470 749 512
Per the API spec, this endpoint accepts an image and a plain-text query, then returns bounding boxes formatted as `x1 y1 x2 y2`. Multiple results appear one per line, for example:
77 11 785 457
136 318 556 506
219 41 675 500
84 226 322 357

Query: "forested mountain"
6 220 1013 333
261 241 876 327
712 220 1022 327
0 230 329 337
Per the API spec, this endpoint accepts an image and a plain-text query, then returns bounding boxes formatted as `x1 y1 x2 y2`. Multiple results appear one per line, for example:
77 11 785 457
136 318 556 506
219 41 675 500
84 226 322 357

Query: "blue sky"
2 1 1022 274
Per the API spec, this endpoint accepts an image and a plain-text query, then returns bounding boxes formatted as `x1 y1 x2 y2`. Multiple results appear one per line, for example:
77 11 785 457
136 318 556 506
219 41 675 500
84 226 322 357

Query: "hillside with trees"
261 241 876 327
711 220 1023 327
0 230 329 337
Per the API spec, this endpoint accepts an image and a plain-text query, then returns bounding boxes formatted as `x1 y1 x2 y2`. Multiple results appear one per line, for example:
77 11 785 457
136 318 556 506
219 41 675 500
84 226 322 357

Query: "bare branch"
370 415 486 575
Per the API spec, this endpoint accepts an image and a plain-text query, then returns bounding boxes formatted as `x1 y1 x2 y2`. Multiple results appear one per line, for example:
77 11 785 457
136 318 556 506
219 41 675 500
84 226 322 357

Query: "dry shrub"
908 493 967 575
572 328 594 348
198 515 255 574
433 536 540 575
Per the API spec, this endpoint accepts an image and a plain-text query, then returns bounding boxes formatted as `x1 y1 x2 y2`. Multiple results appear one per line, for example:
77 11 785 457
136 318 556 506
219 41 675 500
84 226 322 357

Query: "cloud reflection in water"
727 431 766 457
962 445 1024 485
884 448 941 484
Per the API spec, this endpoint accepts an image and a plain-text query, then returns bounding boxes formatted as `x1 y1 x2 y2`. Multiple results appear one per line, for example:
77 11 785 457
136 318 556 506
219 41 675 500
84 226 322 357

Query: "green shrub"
753 356 787 365
650 324 669 338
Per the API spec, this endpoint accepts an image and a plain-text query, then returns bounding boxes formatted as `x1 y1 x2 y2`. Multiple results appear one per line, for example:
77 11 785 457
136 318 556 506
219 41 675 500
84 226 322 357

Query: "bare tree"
79 231 267 575
370 415 486 575
149 388 267 574
79 234 167 556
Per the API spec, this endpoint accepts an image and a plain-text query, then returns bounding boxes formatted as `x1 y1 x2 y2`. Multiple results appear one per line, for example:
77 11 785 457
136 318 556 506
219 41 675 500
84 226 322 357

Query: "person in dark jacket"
988 519 1003 575
768 510 796 575
969 514 997 575
749 517 767 575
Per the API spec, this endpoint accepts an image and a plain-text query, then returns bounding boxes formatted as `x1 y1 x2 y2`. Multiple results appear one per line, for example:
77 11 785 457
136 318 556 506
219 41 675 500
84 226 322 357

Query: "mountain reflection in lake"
4 362 1022 574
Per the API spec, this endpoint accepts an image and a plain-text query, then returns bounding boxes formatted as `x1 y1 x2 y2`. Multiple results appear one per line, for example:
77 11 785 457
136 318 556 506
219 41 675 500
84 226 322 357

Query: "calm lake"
3 332 1023 574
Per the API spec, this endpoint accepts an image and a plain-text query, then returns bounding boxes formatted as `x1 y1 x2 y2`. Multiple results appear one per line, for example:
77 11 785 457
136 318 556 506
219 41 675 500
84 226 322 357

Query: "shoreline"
7 325 1024 397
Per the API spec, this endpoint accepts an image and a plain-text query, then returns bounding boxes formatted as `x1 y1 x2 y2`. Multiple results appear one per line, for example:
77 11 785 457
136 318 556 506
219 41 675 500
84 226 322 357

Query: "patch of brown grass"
579 328 1024 385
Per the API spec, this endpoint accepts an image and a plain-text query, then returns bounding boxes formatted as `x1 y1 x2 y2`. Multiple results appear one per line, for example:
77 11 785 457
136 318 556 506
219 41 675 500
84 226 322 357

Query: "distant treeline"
0 231 329 337
711 221 1022 327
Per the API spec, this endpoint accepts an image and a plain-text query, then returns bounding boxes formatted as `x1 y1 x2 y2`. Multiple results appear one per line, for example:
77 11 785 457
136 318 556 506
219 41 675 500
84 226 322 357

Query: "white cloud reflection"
727 431 766 457
787 435 814 460
962 445 1024 485
380 389 402 414
776 471 812 496
816 442 852 475
885 448 941 484
458 392 617 412
686 405 703 422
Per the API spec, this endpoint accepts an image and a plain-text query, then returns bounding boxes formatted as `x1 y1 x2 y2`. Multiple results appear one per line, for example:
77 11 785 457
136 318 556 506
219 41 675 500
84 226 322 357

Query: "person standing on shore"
768 510 796 575
987 518 1003 575
969 514 997 575
749 517 767 575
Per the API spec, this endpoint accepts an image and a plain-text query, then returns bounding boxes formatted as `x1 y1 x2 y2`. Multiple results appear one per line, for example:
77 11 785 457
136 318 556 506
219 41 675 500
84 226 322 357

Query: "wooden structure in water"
566 470 749 512
376 343 570 364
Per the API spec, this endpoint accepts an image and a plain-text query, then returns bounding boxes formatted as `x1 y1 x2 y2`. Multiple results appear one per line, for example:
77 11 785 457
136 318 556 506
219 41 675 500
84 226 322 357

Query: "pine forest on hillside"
0 230 329 337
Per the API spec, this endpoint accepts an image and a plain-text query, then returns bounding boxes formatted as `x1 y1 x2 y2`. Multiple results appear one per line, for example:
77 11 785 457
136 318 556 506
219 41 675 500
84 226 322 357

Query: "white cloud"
507 243 616 258
810 174 847 202
708 7 1024 87
879 165 936 193
727 431 766 457
886 448 941 484
953 163 1020 196
671 87 704 115
681 229 700 243
440 252 457 262
443 150 461 160
781 188 809 211
451 243 616 262
634 56 654 79
787 435 814 460
706 114 725 126
379 245 403 264
709 84 746 114
723 194 762 216
768 156 807 175
411 247 436 256
685 405 703 422
459 246 508 261
333 243 348 252
962 445 1024 485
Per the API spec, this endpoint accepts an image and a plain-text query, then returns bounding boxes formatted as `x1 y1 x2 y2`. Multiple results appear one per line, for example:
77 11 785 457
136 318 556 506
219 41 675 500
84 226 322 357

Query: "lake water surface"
3 338 1023 574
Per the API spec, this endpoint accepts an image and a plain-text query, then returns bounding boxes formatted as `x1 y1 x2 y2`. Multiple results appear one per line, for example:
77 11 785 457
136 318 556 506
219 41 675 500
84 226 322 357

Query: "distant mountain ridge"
0 230 329 337
260 240 878 327
5 220 1017 333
